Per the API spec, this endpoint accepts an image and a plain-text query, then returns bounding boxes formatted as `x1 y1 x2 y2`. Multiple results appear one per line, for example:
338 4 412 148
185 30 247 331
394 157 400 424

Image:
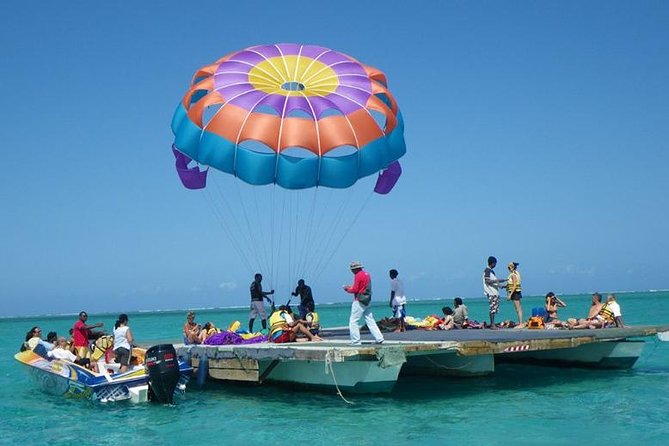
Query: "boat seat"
97 360 122 380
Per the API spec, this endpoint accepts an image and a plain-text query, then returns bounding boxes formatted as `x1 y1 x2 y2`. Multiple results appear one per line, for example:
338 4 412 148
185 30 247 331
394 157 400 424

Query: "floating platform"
174 325 669 394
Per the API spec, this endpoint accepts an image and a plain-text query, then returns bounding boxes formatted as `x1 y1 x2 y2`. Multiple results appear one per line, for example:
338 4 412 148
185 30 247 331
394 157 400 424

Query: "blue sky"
1 1 668 317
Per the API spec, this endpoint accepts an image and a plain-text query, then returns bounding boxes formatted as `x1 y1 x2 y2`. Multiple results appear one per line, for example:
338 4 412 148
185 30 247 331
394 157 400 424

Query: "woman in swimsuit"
545 292 567 324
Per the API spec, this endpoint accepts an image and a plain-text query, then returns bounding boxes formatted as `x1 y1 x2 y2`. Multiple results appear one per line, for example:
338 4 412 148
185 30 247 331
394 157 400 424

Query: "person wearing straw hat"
343 261 384 345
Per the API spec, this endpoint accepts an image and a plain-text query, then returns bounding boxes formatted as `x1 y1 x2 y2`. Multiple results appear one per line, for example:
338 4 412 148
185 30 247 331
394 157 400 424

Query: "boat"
15 344 192 403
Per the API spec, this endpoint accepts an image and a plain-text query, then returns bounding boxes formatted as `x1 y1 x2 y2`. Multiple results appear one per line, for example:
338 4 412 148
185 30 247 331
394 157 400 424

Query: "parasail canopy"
171 43 406 192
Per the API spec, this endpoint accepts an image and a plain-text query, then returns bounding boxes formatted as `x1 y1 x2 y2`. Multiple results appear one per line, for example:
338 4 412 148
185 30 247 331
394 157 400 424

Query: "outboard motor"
145 344 180 404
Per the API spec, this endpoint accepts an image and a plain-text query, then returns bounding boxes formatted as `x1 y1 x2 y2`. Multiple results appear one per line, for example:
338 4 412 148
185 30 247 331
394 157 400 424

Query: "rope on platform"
424 354 473 370
325 349 354 405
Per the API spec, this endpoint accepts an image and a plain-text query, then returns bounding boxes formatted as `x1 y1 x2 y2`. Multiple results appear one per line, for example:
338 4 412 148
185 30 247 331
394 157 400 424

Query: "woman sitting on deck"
545 292 567 325
198 322 221 344
438 307 455 330
183 312 201 344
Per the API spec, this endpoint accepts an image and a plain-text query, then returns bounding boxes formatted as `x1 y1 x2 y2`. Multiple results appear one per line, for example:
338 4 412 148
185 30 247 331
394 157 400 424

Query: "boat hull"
15 350 192 402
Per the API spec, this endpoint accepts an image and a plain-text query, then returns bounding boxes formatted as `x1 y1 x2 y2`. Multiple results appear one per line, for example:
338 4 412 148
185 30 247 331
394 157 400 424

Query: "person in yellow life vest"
198 322 220 343
594 294 625 327
506 262 523 325
304 301 320 336
569 293 625 329
269 305 322 343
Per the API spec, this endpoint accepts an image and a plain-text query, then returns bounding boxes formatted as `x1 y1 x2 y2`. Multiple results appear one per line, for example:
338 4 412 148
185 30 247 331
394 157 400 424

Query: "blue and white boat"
15 346 192 403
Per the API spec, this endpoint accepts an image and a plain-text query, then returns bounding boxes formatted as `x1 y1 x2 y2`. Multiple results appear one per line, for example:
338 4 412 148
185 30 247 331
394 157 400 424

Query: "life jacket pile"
527 316 545 329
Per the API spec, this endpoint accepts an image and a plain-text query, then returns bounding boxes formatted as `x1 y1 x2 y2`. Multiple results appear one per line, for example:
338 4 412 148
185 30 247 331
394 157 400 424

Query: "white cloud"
219 281 237 292
548 264 596 276
408 271 427 282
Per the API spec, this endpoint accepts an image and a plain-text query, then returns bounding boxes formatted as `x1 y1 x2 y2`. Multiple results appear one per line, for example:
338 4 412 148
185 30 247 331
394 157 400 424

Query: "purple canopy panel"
203 331 268 345
373 161 402 195
173 146 208 189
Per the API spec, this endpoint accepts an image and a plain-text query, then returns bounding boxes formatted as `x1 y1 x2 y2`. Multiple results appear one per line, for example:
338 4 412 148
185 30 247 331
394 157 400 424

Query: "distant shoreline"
1 289 667 320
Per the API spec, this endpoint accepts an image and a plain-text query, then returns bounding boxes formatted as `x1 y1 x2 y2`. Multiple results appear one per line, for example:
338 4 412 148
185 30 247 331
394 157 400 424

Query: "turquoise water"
2 291 669 445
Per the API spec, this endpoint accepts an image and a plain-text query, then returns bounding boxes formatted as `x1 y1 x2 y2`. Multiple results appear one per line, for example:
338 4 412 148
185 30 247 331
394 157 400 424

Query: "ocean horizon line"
1 289 666 321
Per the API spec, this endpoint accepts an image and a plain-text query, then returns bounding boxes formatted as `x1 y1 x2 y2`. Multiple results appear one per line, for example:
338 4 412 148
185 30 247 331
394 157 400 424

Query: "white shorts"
249 301 267 319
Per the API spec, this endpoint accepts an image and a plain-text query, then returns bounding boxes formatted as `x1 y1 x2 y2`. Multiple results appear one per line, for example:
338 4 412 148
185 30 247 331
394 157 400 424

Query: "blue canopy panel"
171 103 406 190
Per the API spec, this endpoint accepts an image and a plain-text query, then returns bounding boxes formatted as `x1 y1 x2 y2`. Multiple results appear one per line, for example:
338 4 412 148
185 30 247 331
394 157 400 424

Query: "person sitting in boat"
269 305 322 343
569 294 624 329
453 297 469 328
198 322 221 344
21 326 55 355
183 312 201 344
48 337 78 362
544 292 567 324
438 307 455 330
113 314 134 373
304 301 320 336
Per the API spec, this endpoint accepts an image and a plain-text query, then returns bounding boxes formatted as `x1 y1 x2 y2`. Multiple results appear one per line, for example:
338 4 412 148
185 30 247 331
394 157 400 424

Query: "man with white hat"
343 261 384 345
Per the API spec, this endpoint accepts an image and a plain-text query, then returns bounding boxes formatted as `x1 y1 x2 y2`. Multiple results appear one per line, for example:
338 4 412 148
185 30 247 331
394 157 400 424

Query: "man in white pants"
343 261 384 346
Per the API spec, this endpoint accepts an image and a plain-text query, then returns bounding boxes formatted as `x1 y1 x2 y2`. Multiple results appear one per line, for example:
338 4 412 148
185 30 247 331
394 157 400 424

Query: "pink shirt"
346 270 370 299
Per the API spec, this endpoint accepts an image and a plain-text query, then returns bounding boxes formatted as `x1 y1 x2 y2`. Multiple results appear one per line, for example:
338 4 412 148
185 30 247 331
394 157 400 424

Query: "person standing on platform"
343 261 384 346
249 273 274 333
292 279 315 320
506 262 523 326
483 256 506 329
389 269 407 332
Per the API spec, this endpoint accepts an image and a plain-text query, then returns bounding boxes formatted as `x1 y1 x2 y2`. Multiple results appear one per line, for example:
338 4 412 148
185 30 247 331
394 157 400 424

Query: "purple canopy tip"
173 146 207 190
374 161 402 195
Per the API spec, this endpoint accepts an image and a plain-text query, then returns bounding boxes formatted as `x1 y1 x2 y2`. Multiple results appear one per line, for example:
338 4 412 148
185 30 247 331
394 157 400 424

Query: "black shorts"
510 291 522 301
115 347 131 366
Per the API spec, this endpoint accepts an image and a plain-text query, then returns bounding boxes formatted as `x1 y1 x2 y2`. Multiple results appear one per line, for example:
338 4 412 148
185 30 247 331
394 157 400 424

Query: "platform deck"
174 325 669 393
